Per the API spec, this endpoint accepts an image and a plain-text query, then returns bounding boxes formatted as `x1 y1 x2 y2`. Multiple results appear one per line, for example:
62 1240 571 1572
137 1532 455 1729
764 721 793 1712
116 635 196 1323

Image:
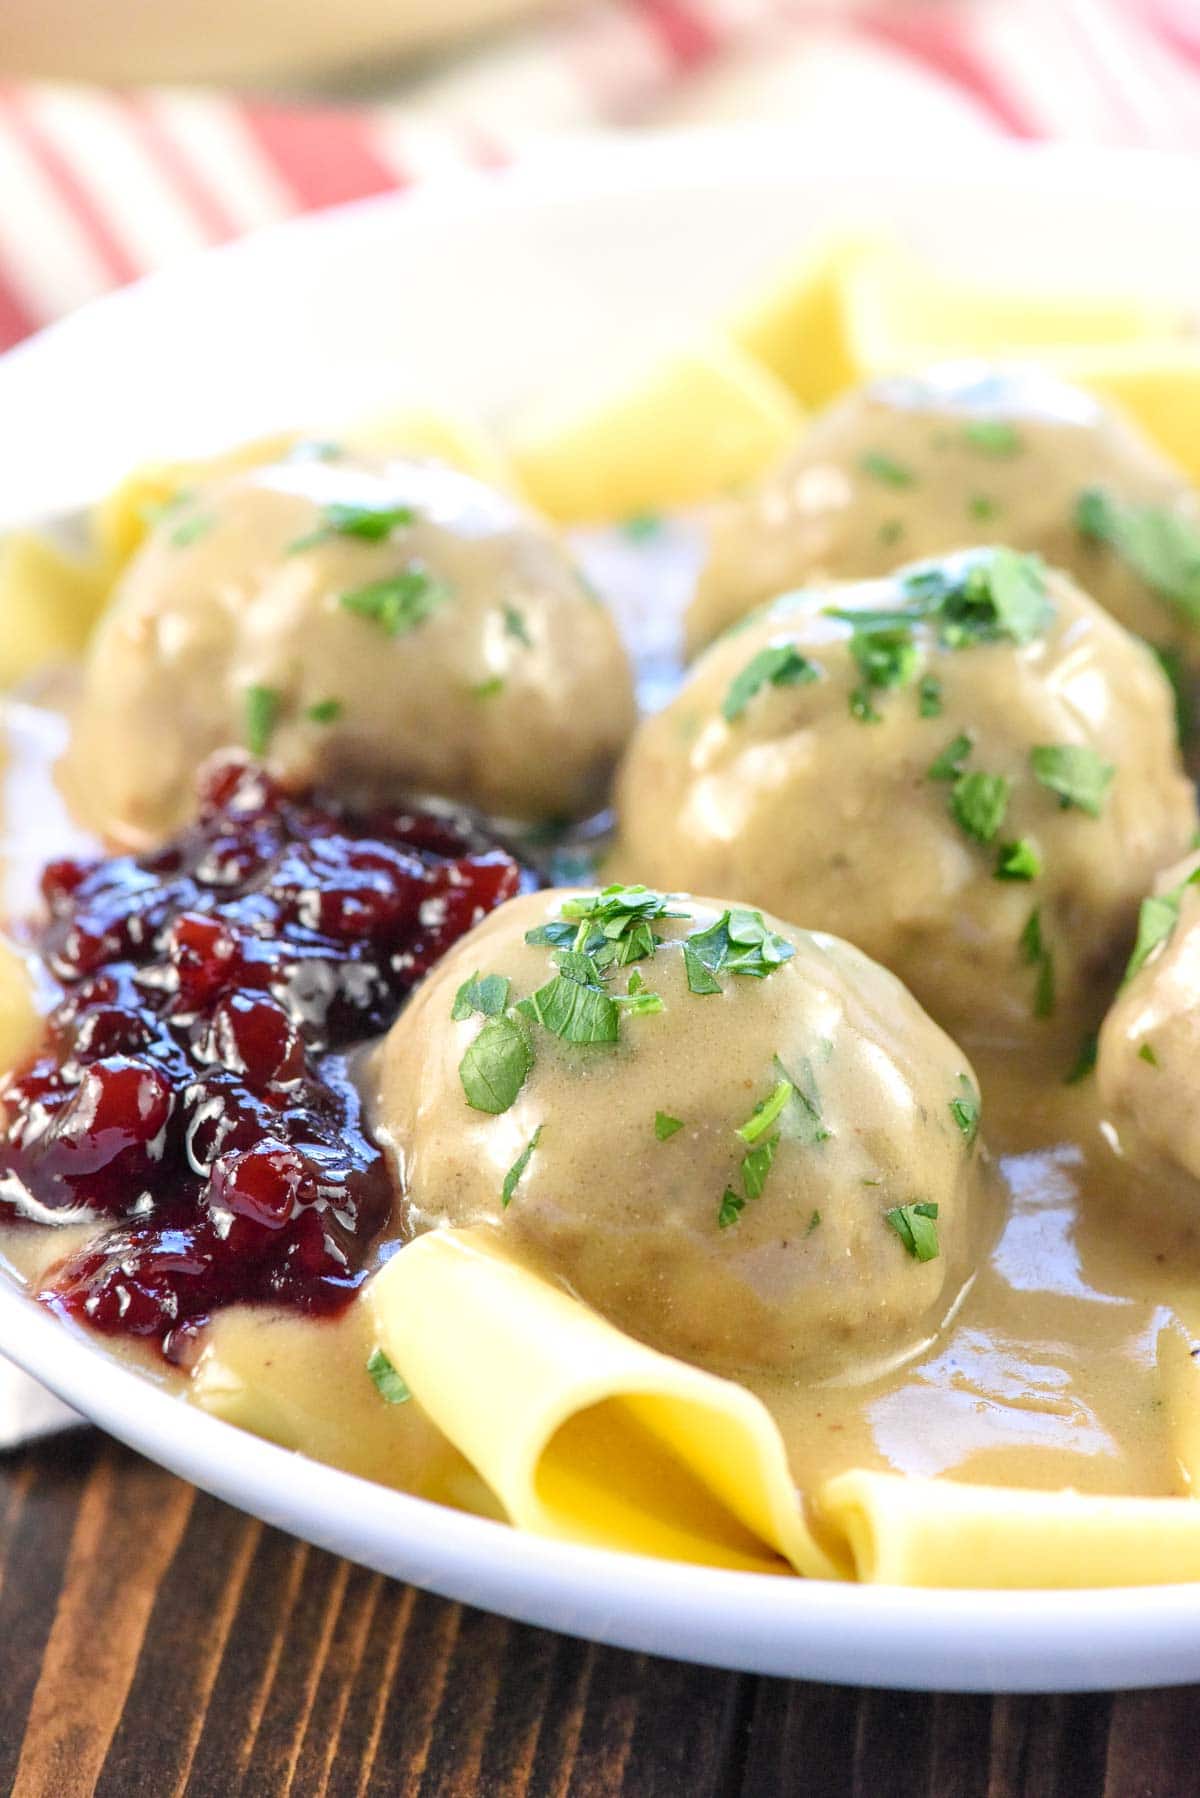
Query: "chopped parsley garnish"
306 697 343 724
850 686 882 724
740 1133 779 1201
1138 1042 1160 1068
1075 488 1200 625
773 1051 831 1145
684 909 795 991
683 944 723 995
850 627 918 692
1020 907 1055 1018
244 684 281 757
1030 744 1114 817
918 674 943 717
806 1209 821 1236
995 838 1041 882
339 564 448 636
623 511 663 542
170 512 215 548
968 493 999 522
1125 865 1200 981
366 1348 410 1405
927 732 973 781
1064 1031 1098 1085
860 450 915 488
459 1013 532 1113
949 1075 980 1145
655 1111 684 1141
501 1125 542 1207
503 604 532 646
289 500 417 554
451 971 511 1021
886 1201 940 1262
963 420 1022 457
472 676 505 700
736 1079 793 1144
717 1188 744 1229
1152 644 1195 750
722 644 820 723
907 548 1051 647
951 771 1010 844
521 972 619 1045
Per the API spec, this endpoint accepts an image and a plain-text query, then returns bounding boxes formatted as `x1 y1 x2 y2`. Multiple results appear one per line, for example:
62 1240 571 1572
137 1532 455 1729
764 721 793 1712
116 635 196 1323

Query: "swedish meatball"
67 453 636 843
689 366 1200 669
618 550 1197 1047
372 885 995 1380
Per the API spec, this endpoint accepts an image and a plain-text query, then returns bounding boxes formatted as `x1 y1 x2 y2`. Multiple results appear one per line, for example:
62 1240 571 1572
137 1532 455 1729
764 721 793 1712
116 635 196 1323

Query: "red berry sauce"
0 757 527 1363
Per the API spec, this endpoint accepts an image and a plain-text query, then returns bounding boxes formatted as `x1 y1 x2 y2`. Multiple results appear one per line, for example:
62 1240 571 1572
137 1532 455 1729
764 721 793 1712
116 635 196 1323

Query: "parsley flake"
367 1348 410 1405
501 1125 542 1207
459 1013 532 1114
951 771 1010 844
736 1079 793 1144
741 1132 779 1201
1125 866 1200 981
927 731 973 781
289 500 417 554
995 838 1041 882
655 1111 684 1141
1020 907 1056 1017
806 1209 821 1236
244 684 281 758
850 626 918 692
1138 1041 1160 1068
886 1201 941 1262
964 420 1022 457
1030 744 1114 817
722 644 820 723
503 605 532 646
717 1188 744 1229
918 674 943 718
521 975 619 1045
949 1075 980 1145
860 450 916 489
306 697 343 724
339 564 448 636
472 676 505 700
684 909 795 990
451 971 511 1021
1076 488 1200 626
1064 1031 1098 1085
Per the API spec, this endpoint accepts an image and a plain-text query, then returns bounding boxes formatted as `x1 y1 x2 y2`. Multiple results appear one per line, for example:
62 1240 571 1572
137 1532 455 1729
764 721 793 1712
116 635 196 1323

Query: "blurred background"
0 0 1198 355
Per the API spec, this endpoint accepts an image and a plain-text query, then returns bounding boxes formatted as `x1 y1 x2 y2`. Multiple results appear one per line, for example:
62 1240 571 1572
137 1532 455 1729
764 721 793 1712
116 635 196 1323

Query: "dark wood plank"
1 1432 1200 1797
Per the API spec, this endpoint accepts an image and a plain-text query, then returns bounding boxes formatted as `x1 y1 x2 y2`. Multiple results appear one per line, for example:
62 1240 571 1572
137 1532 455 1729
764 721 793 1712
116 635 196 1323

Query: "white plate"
4 131 1200 1693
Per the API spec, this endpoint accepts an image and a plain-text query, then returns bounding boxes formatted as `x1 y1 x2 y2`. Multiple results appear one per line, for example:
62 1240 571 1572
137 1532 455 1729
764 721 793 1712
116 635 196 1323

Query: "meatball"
616 549 1198 1047
372 885 994 1380
688 365 1200 670
1098 854 1200 1186
66 452 636 844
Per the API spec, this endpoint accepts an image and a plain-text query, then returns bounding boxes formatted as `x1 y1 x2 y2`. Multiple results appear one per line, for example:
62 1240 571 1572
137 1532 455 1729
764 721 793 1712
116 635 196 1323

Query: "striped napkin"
2 0 1200 352
1 0 1199 1442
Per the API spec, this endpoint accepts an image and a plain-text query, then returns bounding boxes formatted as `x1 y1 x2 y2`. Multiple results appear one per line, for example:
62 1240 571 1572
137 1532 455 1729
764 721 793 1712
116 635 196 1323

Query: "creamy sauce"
1 513 1198 1514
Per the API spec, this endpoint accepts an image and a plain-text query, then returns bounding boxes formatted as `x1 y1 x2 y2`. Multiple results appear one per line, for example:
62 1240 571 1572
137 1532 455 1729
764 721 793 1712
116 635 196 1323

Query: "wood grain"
0 1434 1196 1797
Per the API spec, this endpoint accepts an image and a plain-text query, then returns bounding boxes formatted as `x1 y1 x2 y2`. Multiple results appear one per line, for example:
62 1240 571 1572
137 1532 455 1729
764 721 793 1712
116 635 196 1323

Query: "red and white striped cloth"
0 0 1199 353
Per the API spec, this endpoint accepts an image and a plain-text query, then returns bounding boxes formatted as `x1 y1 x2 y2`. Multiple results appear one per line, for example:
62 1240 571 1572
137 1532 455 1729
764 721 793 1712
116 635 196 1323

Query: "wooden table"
0 1433 1196 1797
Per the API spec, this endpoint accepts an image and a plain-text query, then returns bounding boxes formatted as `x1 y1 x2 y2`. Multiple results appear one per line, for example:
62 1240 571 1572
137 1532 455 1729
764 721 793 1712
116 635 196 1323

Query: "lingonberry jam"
0 757 527 1363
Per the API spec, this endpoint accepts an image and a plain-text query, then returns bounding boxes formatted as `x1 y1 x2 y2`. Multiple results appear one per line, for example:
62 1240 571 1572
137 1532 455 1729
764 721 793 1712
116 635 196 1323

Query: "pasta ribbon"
819 1470 1200 1588
368 1228 845 1579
